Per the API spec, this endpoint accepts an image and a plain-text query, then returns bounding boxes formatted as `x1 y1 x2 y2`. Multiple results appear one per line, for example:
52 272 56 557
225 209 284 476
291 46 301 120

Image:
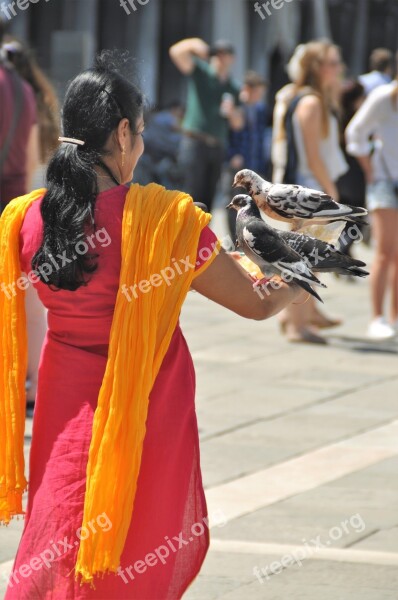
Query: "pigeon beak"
226 202 233 210
232 181 238 189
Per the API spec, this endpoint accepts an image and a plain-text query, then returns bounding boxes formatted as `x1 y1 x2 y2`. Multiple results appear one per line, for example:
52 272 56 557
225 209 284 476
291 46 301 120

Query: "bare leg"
391 211 398 322
370 209 397 319
310 301 342 329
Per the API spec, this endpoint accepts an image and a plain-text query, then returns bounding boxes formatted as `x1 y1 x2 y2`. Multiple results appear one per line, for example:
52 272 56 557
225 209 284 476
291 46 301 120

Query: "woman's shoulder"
19 195 46 255
21 192 45 222
296 93 322 109
294 93 323 120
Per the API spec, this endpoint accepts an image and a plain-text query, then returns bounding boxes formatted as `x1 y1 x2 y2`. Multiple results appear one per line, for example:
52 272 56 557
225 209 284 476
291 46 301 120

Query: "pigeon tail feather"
295 279 324 303
346 266 369 278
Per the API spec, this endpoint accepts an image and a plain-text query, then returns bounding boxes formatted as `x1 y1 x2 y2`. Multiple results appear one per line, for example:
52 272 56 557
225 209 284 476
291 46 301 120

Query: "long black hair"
32 52 144 291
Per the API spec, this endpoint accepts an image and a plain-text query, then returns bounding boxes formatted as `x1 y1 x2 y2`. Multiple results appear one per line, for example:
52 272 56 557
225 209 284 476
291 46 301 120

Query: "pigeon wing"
268 184 368 222
281 230 368 276
282 229 334 254
267 184 334 220
242 218 301 262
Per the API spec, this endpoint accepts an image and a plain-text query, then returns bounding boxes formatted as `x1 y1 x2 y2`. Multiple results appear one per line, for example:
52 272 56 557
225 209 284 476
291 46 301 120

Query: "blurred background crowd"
1 0 398 414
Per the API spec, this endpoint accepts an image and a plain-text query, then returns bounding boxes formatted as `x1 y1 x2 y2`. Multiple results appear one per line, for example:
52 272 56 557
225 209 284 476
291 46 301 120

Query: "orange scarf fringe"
0 183 220 588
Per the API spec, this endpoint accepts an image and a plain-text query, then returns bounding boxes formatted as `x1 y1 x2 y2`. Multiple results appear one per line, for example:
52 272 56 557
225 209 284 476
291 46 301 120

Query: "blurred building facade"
6 0 398 104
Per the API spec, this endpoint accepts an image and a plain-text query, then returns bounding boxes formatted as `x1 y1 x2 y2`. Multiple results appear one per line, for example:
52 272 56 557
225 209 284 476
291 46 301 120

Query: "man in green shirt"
170 38 242 212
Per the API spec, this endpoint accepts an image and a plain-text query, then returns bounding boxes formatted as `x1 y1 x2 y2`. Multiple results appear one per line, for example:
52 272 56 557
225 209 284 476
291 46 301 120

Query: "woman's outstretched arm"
191 248 306 321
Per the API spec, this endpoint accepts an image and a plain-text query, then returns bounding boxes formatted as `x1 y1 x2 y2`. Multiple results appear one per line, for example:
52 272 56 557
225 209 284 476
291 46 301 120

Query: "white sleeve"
345 88 388 157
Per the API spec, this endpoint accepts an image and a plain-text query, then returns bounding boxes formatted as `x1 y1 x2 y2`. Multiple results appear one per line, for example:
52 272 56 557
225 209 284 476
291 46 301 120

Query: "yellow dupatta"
0 183 220 587
0 188 46 521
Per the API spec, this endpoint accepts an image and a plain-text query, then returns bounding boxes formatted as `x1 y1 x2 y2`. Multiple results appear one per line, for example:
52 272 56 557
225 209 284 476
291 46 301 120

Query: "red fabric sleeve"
195 226 219 271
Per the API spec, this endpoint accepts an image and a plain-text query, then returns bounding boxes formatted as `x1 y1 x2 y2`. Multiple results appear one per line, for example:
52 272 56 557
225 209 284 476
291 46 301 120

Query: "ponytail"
32 144 100 290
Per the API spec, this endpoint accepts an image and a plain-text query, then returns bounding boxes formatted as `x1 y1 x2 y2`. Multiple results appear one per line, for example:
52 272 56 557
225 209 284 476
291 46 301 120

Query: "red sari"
5 186 217 599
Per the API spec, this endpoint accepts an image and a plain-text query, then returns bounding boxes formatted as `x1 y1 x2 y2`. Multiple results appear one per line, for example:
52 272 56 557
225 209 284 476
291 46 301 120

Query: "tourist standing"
169 38 242 211
3 39 60 188
3 39 60 410
346 74 398 339
0 20 39 210
227 70 269 237
272 40 348 343
359 48 393 96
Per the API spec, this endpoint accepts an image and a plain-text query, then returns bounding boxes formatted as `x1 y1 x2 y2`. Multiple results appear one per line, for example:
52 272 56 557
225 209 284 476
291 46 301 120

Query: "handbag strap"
0 67 24 173
282 92 310 184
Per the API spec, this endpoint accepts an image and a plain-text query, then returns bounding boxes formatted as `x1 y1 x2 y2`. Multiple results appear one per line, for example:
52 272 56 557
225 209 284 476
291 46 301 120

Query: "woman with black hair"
1 53 304 599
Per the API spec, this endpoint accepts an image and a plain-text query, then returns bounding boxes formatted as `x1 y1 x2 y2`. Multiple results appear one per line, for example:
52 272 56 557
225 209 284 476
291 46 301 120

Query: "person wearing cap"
169 38 243 212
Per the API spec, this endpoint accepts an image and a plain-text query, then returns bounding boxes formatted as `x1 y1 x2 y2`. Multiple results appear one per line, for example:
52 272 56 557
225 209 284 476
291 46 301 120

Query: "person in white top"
346 78 398 339
272 40 348 344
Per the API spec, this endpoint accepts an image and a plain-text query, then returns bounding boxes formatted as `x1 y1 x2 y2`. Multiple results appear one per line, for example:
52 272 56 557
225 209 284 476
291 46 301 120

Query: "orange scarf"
0 183 220 587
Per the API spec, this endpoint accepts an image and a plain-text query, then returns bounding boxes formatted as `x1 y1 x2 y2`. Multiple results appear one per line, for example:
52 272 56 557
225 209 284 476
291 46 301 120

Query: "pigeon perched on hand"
228 195 327 302
233 169 368 225
228 196 369 302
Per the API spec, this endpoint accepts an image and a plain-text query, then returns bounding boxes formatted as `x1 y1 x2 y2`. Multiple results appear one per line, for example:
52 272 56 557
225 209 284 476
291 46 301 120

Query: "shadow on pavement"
326 335 398 354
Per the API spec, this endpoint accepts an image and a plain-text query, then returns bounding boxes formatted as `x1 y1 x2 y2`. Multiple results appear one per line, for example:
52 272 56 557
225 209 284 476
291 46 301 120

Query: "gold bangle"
293 293 311 305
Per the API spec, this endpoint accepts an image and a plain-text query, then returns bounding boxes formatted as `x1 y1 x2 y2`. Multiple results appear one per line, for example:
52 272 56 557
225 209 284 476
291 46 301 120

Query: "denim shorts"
366 180 398 211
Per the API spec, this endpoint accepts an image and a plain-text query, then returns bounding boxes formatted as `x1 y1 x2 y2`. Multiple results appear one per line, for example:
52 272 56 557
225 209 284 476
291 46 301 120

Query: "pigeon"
233 169 368 225
228 195 369 301
228 195 327 302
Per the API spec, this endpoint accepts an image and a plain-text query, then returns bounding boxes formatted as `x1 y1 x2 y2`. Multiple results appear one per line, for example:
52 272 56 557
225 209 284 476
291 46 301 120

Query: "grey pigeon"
228 195 327 302
233 169 368 225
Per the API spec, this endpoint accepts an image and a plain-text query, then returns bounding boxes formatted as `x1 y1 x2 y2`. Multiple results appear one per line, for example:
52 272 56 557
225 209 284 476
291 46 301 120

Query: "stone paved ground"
1 209 398 599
